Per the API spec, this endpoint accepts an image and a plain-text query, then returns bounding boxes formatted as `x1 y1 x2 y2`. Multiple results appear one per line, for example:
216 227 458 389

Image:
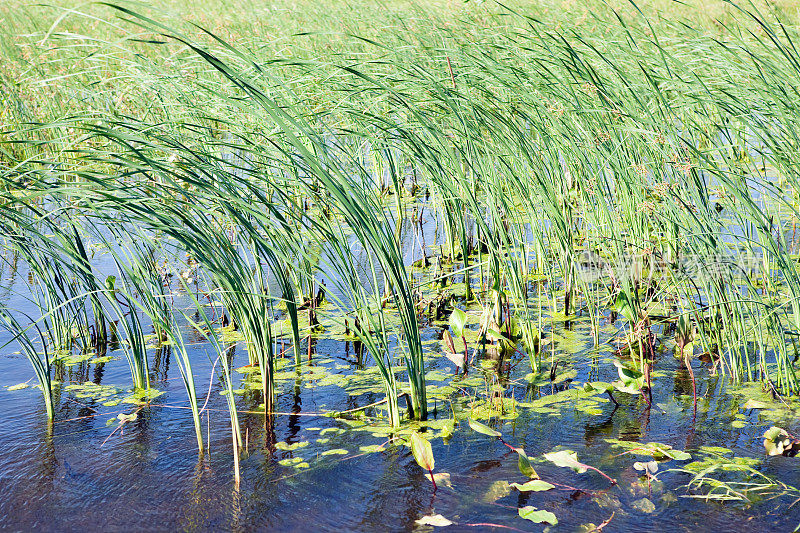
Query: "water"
2 288 800 532
2 203 800 531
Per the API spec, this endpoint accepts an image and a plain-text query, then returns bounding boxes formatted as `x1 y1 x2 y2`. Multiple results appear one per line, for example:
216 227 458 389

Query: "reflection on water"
0 221 799 532
1 311 799 532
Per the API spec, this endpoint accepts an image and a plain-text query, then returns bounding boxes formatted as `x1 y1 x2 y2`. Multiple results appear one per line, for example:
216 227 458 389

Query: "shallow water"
2 216 800 532
2 293 800 532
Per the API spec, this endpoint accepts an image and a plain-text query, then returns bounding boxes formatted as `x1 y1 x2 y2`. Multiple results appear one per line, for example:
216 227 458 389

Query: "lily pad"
359 444 385 454
117 412 137 423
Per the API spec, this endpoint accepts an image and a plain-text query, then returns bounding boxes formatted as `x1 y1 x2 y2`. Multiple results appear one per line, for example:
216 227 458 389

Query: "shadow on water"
0 223 797 533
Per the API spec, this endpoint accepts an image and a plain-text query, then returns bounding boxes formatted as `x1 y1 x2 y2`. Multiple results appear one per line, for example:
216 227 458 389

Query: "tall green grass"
5 0 800 442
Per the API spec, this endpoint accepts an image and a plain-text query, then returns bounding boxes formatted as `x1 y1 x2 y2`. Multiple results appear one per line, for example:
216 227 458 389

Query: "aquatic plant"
409 432 436 491
4 3 800 527
0 309 54 420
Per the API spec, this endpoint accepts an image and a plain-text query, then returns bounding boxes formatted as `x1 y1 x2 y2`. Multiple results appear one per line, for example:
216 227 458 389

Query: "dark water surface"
1 241 800 532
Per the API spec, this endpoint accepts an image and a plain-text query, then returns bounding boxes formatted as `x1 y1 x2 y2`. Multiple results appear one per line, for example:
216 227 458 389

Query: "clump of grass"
7 0 800 485
0 309 55 420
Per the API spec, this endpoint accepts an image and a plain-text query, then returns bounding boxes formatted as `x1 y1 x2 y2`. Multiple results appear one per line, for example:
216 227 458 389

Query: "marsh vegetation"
2 0 800 530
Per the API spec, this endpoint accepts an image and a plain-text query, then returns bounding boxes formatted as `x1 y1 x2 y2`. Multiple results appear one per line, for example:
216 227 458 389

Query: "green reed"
6 0 800 436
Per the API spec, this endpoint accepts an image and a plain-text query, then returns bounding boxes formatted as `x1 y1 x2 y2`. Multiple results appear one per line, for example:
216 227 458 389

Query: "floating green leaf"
583 381 615 393
275 441 309 451
544 450 588 473
359 444 385 454
117 412 137 423
518 506 558 525
510 480 554 492
468 418 501 437
321 448 349 456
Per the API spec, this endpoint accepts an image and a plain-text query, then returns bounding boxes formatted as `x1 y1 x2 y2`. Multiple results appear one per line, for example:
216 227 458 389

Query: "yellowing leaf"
415 514 453 527
444 350 465 369
633 461 659 474
763 426 799 456
411 432 435 471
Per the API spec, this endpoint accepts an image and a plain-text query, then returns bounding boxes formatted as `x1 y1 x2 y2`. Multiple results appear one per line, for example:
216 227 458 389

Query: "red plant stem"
639 388 651 407
428 469 437 492
446 56 456 88
464 524 526 532
549 481 595 496
497 437 519 452
593 511 615 532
